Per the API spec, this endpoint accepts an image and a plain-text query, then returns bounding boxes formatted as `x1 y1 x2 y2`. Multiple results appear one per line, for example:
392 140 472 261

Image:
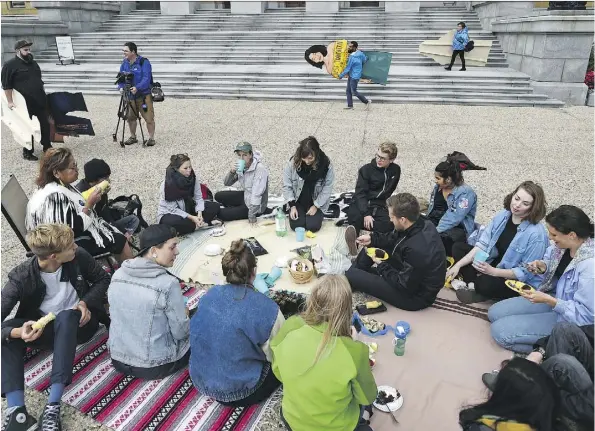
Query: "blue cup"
295 227 306 242
474 250 489 264
395 320 411 337
236 159 246 173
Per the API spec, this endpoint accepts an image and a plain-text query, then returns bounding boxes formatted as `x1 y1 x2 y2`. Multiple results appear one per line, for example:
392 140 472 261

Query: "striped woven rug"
23 284 277 431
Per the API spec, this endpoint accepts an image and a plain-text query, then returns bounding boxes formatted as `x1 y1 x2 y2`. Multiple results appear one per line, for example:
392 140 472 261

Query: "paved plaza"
1 96 594 429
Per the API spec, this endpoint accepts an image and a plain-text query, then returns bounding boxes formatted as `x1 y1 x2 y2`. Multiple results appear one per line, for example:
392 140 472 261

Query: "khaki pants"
126 95 155 126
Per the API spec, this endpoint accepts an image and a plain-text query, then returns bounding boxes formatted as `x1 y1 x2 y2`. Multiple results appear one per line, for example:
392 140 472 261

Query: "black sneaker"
38 403 61 431
444 66 452 71
22 148 38 161
2 406 37 431
460 68 467 71
144 138 156 147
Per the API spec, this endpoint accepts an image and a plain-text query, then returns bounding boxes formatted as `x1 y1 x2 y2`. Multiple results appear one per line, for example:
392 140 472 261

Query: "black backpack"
139 57 164 102
464 40 475 52
107 194 149 233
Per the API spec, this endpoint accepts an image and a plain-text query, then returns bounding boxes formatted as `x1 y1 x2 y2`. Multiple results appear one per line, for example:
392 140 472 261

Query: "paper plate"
505 280 536 294
373 385 403 413
366 248 389 261
210 226 226 237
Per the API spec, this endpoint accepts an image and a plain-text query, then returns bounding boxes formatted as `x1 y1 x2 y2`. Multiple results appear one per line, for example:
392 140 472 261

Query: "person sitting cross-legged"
108 224 190 380
1 224 108 431
215 142 269 224
345 193 446 311
344 142 401 254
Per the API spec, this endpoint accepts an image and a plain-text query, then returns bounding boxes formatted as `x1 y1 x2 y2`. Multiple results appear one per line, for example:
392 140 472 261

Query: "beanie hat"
84 159 111 182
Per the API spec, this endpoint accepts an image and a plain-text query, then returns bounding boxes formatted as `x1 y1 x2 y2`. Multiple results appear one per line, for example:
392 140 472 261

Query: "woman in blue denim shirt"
447 181 548 304
488 205 594 353
427 159 477 256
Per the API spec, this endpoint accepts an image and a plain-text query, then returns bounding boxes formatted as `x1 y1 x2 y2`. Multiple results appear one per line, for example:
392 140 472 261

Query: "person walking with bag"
445 22 469 71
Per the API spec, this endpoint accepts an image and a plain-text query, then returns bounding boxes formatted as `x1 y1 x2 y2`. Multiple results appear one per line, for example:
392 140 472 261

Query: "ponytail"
435 160 464 186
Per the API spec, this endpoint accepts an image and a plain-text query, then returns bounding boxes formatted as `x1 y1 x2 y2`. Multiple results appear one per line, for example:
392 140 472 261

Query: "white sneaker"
366 99 372 110
450 279 468 291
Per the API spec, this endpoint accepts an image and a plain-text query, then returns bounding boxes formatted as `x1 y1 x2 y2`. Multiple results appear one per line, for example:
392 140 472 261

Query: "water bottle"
275 207 287 237
393 336 406 356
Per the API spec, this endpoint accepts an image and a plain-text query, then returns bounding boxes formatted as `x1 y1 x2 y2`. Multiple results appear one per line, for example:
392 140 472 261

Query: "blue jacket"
427 183 477 236
538 238 594 326
118 55 152 98
452 27 469 51
339 50 367 80
189 284 283 402
476 209 549 286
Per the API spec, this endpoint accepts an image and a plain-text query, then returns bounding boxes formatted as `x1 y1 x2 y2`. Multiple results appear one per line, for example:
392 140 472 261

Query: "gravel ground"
1 96 593 429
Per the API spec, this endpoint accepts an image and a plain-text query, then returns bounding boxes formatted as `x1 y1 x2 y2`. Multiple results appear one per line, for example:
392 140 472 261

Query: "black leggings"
112 350 190 380
217 367 280 408
288 203 324 233
159 201 221 235
448 50 465 69
451 242 518 300
347 205 393 235
215 190 249 222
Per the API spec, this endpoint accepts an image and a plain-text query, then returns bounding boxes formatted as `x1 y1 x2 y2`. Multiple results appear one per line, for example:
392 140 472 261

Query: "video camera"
114 71 134 87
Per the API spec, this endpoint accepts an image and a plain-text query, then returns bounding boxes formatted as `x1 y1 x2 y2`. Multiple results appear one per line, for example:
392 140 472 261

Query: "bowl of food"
287 257 314 284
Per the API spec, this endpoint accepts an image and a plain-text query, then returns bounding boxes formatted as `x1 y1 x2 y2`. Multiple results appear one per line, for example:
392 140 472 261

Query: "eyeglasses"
375 154 389 162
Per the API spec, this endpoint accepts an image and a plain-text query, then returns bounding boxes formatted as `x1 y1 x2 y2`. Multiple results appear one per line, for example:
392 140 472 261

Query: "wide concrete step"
69 29 498 36
38 86 564 108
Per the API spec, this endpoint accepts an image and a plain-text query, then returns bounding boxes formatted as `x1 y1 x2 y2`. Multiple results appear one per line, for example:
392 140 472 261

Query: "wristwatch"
532 346 546 359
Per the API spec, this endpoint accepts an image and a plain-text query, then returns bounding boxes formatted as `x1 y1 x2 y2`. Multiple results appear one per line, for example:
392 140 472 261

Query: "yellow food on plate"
305 231 316 238
366 248 389 261
32 312 56 330
505 280 536 294
366 301 383 309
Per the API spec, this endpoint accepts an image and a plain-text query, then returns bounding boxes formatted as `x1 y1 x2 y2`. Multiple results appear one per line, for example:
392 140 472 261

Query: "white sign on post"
55 36 76 65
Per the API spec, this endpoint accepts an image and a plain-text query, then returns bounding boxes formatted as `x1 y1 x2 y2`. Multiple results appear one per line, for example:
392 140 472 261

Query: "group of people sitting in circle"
1 136 593 431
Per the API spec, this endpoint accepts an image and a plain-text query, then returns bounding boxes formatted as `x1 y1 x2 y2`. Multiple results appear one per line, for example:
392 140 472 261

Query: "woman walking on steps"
445 22 469 71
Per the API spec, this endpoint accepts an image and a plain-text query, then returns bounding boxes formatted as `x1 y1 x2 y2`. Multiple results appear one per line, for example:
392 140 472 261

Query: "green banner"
361 51 393 85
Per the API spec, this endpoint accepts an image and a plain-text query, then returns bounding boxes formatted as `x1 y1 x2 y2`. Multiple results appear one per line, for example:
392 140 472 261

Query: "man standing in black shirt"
1 39 52 161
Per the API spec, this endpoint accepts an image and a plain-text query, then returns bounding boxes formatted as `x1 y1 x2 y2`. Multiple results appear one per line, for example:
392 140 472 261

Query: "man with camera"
117 42 156 147
1 39 52 161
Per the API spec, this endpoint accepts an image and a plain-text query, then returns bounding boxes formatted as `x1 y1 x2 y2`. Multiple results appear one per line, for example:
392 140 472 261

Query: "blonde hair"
302 275 353 364
26 224 74 258
378 142 398 160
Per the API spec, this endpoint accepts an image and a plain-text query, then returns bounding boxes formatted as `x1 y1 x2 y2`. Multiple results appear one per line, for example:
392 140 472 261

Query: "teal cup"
236 159 246 173
295 227 305 242
474 250 489 264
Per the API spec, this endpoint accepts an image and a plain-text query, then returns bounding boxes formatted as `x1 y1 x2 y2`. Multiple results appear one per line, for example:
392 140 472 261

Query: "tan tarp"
419 30 493 67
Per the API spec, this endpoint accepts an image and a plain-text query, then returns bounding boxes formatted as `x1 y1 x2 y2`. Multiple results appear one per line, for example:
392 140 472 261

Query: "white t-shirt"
39 267 79 315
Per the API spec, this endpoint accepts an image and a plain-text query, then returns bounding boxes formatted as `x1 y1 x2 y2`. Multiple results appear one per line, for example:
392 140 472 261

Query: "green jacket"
271 316 377 431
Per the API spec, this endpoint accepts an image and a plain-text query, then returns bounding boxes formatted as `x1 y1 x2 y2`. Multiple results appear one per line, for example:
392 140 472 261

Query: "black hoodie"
370 218 446 305
353 159 401 216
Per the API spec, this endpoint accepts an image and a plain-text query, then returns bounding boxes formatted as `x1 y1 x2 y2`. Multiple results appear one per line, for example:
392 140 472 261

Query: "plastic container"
275 207 287 237
393 337 406 356
295 227 306 242
236 159 246 173
474 250 489 264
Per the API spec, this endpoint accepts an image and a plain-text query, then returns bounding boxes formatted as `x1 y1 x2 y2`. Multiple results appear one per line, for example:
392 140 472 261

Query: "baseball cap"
14 40 33 50
138 225 177 256
234 142 253 154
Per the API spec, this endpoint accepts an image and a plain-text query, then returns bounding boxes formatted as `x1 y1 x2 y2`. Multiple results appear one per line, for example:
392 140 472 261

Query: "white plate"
210 227 226 237
373 385 403 413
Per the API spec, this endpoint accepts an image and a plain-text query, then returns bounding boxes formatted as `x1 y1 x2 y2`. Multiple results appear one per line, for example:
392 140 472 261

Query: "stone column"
385 1 420 12
230 1 265 14
160 1 197 15
306 1 339 13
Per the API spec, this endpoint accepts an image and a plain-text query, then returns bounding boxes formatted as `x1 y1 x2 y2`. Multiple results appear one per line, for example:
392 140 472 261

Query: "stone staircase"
35 6 564 107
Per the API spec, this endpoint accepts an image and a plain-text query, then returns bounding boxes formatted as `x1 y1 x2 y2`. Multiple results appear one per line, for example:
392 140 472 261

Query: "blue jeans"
113 214 140 234
488 296 559 353
347 76 368 107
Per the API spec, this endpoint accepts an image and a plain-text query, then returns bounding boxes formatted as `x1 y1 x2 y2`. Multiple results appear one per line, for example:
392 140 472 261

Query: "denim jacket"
283 159 335 212
538 238 594 326
476 210 549 286
107 257 189 368
427 183 477 236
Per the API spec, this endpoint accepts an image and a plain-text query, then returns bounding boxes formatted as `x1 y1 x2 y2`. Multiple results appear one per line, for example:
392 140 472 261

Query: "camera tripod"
113 87 147 148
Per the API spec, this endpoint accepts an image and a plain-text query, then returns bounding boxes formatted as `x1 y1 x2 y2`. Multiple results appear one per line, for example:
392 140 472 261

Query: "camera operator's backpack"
107 194 149 232
139 57 165 103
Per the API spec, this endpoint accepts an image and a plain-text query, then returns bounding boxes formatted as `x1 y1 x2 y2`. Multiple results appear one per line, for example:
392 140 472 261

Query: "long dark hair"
435 160 464 187
304 45 327 69
546 205 594 239
459 358 559 431
36 147 74 188
293 136 322 170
